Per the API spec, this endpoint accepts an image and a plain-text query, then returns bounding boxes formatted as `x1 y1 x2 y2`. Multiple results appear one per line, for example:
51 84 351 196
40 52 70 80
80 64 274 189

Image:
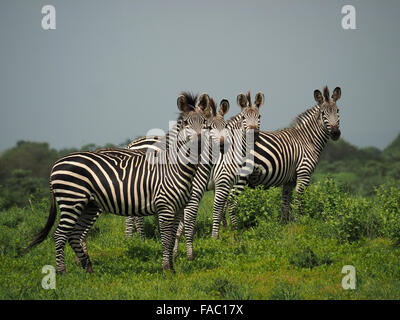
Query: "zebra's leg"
125 216 134 239
173 216 184 259
211 179 232 239
280 181 295 224
181 169 210 260
125 216 145 239
170 209 183 260
134 216 146 239
221 199 229 227
68 203 101 273
182 191 205 261
292 175 311 218
73 210 101 265
158 208 177 271
226 180 247 229
54 202 87 273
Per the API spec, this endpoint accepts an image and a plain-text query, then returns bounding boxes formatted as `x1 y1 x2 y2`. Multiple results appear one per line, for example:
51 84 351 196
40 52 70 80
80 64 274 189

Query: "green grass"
1 184 400 300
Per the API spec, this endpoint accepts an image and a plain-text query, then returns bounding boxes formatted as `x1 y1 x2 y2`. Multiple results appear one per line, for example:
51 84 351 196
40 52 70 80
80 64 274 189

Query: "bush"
235 185 281 229
374 183 400 244
235 178 400 244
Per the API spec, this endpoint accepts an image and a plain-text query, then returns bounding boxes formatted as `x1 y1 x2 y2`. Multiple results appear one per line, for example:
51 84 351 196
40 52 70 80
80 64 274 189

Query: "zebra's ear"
203 104 213 118
177 94 191 113
254 92 265 109
219 99 230 116
237 93 247 109
198 93 210 111
332 87 341 102
314 90 324 106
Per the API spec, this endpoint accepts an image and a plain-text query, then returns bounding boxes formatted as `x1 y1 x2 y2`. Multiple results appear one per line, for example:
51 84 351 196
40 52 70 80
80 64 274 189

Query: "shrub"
235 177 396 243
235 185 281 229
374 183 400 244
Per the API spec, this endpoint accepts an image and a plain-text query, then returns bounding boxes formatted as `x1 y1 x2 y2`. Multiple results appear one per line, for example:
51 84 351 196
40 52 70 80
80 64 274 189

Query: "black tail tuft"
24 191 57 253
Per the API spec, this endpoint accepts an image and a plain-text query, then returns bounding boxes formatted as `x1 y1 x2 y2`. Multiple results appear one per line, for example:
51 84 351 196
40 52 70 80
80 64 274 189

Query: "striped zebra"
124 96 230 240
73 93 216 265
26 92 214 273
174 91 265 259
219 86 342 232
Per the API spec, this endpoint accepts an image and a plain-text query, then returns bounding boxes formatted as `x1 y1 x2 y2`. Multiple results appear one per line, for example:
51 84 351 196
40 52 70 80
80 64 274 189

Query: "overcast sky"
0 0 399 152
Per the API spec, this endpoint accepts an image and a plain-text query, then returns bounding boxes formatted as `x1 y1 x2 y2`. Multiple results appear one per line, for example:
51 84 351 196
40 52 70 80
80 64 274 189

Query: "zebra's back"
50 150 160 216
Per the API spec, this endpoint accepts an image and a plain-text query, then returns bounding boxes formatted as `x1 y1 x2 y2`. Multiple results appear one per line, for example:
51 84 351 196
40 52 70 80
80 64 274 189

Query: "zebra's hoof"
187 254 194 261
75 256 81 266
162 262 175 273
86 265 94 273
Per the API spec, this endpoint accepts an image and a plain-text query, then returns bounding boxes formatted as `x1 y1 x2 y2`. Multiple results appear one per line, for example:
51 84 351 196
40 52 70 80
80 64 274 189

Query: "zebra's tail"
25 189 57 252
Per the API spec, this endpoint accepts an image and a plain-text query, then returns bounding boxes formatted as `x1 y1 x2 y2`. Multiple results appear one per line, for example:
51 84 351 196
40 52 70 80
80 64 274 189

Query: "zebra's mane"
177 91 198 121
288 105 321 129
96 147 147 157
246 91 252 106
127 92 200 153
227 111 243 127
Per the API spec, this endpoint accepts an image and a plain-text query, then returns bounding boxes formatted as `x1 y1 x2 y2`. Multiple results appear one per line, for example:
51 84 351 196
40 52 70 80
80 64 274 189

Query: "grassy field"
1 179 400 300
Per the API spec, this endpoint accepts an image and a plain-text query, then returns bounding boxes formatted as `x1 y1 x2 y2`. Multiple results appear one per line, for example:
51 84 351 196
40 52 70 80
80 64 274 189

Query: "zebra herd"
27 86 342 273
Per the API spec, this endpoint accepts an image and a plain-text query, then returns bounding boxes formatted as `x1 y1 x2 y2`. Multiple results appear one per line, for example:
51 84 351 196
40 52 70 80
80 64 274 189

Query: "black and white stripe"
125 97 230 245
175 92 265 260
222 86 342 229
27 93 213 273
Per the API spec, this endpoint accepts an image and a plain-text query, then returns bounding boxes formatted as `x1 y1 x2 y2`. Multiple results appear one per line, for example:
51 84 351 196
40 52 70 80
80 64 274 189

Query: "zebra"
26 92 214 273
72 93 216 266
175 91 265 259
124 96 230 240
219 86 342 233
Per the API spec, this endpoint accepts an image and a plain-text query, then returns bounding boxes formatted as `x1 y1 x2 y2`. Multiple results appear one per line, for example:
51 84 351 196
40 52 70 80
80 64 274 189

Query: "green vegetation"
313 134 400 196
0 140 128 209
0 180 399 300
0 135 399 299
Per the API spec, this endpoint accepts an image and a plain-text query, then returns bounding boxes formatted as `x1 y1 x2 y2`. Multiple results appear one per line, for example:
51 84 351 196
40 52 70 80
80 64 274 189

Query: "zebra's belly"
247 163 296 188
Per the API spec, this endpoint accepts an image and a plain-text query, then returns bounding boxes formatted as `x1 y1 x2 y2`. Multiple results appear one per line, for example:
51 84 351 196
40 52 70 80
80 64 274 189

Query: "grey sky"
0 0 399 152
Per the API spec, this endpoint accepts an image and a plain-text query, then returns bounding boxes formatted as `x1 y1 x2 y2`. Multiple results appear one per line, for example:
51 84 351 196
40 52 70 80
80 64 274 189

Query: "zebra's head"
207 98 230 153
237 91 264 139
177 92 210 149
314 86 341 141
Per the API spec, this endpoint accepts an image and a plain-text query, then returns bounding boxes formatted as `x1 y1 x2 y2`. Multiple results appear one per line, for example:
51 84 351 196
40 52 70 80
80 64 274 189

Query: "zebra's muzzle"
219 136 225 154
330 127 341 141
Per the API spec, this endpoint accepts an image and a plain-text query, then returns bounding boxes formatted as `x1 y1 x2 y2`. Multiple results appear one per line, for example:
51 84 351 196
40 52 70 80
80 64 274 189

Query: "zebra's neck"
148 120 205 175
226 112 253 166
291 105 330 158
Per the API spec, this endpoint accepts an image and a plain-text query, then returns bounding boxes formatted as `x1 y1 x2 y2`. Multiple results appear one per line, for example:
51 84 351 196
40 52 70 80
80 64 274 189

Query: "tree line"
0 133 399 209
